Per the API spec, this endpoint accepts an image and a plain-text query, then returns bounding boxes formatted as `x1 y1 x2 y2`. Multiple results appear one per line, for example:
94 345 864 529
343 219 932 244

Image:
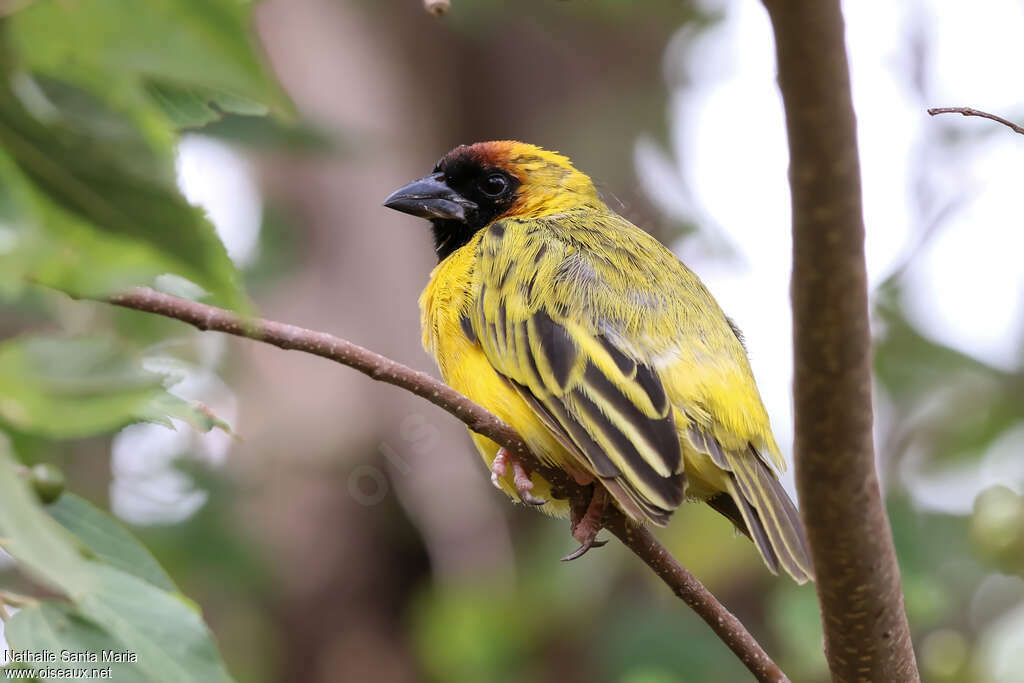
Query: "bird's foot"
562 486 609 561
491 447 546 506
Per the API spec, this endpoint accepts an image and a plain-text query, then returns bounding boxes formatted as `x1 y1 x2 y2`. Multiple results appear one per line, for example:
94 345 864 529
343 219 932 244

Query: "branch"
927 106 1024 136
761 1 920 681
103 286 788 683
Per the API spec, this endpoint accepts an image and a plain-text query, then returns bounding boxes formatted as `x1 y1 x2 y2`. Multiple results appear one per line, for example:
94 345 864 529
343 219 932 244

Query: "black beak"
382 172 477 222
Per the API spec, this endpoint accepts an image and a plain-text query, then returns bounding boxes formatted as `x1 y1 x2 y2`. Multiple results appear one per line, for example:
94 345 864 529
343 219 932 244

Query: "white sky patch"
110 352 237 526
978 600 1024 683
903 136 1024 370
926 0 1024 107
111 421 210 526
874 0 1024 368
175 135 262 268
646 0 1024 503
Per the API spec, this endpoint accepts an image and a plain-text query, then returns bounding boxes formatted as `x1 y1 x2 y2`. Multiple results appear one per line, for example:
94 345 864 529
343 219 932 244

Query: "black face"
383 151 520 260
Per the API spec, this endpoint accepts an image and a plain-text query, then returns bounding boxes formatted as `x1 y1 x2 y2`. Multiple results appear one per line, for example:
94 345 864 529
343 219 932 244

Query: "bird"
383 140 812 582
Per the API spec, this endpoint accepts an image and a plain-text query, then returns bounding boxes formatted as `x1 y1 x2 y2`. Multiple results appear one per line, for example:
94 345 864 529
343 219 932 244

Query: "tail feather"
708 490 781 575
752 459 812 571
711 447 813 584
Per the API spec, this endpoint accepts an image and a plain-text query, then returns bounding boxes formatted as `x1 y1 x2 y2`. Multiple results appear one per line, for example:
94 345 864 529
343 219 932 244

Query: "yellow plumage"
392 140 811 582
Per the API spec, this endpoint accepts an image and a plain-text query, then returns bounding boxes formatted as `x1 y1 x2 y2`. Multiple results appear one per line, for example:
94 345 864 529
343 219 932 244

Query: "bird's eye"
479 173 509 198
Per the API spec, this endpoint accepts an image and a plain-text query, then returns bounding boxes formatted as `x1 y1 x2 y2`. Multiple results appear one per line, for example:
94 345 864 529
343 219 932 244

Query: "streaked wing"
468 218 687 523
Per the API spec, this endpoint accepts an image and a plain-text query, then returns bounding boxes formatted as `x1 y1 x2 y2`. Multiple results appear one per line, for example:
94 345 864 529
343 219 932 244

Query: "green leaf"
143 80 336 151
0 147 41 299
49 494 178 593
0 78 245 309
77 564 234 683
32 76 170 182
4 602 151 682
0 149 204 303
0 444 236 683
8 0 288 116
201 114 339 153
149 394 235 435
145 81 268 129
0 335 225 439
0 440 94 595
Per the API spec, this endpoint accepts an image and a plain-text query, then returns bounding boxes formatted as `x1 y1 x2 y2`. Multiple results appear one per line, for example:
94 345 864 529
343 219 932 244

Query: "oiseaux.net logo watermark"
346 413 440 506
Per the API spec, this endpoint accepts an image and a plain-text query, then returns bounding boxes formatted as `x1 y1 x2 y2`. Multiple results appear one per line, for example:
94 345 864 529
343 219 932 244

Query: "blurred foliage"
0 53 241 309
200 114 339 153
5 0 289 117
971 486 1024 577
48 494 179 592
0 0 292 680
0 335 223 439
870 211 1024 681
1 1 1022 682
0 443 234 681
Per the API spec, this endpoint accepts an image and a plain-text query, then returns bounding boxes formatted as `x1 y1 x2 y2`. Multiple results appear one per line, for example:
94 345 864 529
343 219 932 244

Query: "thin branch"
927 106 1024 136
102 286 787 683
761 0 920 681
106 288 533 466
0 589 36 610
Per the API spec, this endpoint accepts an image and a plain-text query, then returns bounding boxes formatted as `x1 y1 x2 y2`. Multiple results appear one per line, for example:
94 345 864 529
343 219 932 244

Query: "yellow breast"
419 235 571 516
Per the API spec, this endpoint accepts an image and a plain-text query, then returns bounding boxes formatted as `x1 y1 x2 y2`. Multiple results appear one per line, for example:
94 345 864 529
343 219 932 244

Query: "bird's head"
383 141 601 259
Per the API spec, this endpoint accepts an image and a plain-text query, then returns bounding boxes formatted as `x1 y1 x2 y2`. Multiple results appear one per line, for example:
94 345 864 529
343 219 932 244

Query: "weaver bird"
384 141 812 582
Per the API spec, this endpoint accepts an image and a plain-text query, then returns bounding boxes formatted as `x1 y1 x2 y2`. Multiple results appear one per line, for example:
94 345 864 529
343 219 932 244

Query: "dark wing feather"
470 220 685 523
688 424 812 582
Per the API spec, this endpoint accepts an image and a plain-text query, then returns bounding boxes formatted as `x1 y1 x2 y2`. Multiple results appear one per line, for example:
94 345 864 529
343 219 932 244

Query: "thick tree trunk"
760 1 920 681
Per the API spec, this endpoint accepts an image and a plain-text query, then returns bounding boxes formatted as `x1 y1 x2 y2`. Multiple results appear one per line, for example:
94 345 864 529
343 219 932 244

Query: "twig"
103 286 787 682
762 0 920 680
423 0 449 17
106 288 533 466
927 107 1024 136
0 589 36 610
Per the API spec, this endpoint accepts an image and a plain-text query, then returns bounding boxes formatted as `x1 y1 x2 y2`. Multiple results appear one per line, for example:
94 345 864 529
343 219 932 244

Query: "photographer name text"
3 650 137 665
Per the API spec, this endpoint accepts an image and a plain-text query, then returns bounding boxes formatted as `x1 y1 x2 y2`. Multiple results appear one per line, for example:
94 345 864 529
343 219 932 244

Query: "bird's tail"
707 447 813 584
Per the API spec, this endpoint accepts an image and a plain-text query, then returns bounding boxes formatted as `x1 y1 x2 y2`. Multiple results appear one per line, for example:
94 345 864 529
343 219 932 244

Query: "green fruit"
970 485 1024 573
30 463 66 504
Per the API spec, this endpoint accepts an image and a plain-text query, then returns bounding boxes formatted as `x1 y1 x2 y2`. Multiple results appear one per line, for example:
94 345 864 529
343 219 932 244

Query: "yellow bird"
384 141 811 582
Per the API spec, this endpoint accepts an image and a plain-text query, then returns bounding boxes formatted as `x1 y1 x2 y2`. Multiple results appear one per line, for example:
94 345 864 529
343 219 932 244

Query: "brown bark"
102 286 789 683
760 1 920 681
927 107 1024 135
